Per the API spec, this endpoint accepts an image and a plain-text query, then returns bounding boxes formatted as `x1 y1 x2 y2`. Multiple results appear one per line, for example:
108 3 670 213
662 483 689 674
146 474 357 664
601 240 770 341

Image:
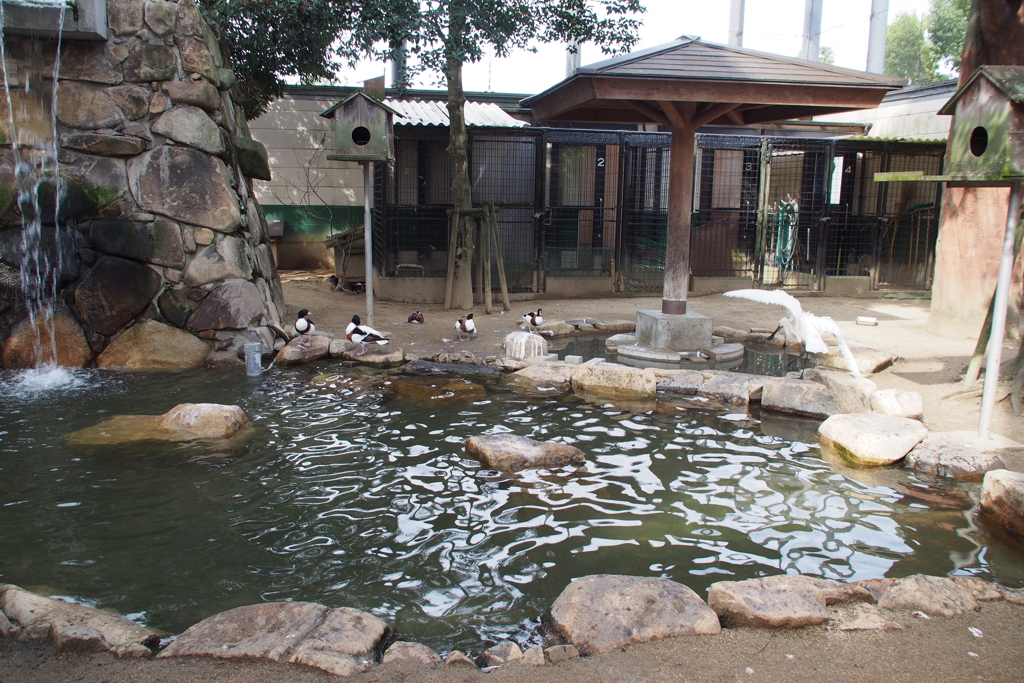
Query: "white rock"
818 414 928 466
870 388 924 419
503 331 549 360
906 436 1005 481
571 363 656 400
707 575 873 628
981 469 1024 537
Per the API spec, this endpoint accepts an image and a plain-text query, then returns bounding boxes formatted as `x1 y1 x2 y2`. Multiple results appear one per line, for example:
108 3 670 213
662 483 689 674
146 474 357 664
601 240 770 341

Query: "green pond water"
1 363 1021 654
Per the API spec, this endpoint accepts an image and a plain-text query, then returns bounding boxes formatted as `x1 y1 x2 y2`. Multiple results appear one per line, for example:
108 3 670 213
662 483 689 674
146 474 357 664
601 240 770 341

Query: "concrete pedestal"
635 310 713 352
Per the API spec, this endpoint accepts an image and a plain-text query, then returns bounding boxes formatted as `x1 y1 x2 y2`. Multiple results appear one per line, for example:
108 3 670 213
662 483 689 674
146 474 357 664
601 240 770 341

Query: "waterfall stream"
1 0 67 372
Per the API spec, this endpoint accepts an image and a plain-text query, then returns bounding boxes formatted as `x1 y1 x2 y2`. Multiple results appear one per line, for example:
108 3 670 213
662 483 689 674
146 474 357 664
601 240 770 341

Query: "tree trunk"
445 44 474 310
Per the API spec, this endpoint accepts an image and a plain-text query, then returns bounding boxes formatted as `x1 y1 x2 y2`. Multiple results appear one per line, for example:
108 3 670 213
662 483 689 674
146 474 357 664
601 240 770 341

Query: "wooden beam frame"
625 100 671 127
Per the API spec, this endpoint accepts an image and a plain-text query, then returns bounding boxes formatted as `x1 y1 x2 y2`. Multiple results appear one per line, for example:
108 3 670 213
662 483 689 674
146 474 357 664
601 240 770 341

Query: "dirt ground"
3 271 1024 683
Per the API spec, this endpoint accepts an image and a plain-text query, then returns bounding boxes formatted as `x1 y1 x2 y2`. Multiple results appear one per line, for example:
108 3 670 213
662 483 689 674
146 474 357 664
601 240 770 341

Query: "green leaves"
883 0 969 85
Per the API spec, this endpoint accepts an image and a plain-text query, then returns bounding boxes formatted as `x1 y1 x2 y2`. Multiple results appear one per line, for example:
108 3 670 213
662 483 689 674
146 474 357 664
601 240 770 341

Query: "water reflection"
0 364 1020 653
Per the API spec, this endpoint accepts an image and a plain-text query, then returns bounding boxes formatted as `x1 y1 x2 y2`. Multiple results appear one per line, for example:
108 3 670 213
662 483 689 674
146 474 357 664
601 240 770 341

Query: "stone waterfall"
0 0 284 370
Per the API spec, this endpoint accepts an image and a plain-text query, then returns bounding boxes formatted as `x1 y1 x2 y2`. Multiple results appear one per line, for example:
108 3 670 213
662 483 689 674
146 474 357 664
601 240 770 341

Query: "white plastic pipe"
866 0 889 73
363 161 374 328
801 0 823 61
979 181 1023 439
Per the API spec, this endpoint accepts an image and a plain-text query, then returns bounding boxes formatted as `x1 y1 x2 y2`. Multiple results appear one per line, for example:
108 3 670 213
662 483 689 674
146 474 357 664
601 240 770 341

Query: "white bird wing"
810 315 862 378
345 322 356 335
360 324 384 337
723 289 805 319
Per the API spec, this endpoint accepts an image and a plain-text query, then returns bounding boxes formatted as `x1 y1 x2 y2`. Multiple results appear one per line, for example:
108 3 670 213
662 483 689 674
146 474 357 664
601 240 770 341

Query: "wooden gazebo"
524 36 904 321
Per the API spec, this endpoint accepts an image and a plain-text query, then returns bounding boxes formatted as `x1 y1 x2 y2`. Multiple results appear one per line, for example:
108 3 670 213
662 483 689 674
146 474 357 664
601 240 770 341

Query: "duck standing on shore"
523 308 543 334
346 314 389 355
455 313 477 341
294 309 314 348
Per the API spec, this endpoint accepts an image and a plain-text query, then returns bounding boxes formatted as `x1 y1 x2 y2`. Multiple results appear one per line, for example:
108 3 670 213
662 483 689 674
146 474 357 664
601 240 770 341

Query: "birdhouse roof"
938 66 1024 116
320 91 402 119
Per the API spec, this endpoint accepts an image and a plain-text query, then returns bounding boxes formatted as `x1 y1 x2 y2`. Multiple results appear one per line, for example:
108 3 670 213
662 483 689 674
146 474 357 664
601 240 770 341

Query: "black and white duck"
346 314 389 355
294 309 315 347
455 313 477 341
522 308 543 334
408 311 424 324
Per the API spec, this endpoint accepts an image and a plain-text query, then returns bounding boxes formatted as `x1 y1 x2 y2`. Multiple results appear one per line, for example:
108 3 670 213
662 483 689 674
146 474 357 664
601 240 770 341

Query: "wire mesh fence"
374 127 946 295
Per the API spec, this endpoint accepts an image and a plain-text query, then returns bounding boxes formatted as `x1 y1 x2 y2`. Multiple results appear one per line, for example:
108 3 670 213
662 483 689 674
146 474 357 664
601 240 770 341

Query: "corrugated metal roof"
576 37 904 88
938 65 1024 115
387 99 527 128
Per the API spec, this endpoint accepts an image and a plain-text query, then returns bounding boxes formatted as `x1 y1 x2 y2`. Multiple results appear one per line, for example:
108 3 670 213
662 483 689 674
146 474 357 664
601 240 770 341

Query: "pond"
1 363 1022 654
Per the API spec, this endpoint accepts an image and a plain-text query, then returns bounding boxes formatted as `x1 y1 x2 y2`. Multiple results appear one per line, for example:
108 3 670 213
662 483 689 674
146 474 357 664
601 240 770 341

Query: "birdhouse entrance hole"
970 126 988 157
352 126 372 146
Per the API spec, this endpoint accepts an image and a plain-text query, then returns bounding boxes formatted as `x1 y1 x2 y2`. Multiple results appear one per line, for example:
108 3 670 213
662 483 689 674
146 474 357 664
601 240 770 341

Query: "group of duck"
292 308 546 354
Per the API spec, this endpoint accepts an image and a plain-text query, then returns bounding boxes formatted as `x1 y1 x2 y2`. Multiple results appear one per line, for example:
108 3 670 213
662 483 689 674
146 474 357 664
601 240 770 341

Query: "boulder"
74 255 163 336
163 80 219 113
712 325 748 341
869 388 924 419
57 154 130 221
536 320 575 337
90 219 185 268
504 365 573 395
465 433 585 472
2 309 92 369
107 85 151 120
0 584 157 657
157 287 197 327
821 345 894 375
158 403 248 438
184 237 252 287
905 436 1005 481
340 346 405 368
697 372 764 405
832 603 903 631
443 651 478 668
657 369 705 396
185 281 265 331
122 44 177 82
144 0 178 36
61 132 147 157
234 137 272 181
702 342 744 362
707 575 873 628
543 645 580 664
476 640 523 667
58 41 123 84
875 575 978 617
981 469 1024 537
594 320 635 333
603 333 637 352
107 0 144 36
818 414 928 467
503 330 549 360
129 146 241 232
157 602 387 677
517 646 546 666
56 82 123 130
382 641 440 667
571 363 656 400
548 575 720 655
329 338 356 357
96 320 211 369
387 376 488 405
152 106 225 155
760 378 841 419
276 335 331 365
802 368 875 414
177 36 218 83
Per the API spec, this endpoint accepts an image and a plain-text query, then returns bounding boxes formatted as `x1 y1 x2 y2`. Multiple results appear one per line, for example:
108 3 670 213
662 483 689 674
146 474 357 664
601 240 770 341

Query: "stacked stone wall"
0 0 284 369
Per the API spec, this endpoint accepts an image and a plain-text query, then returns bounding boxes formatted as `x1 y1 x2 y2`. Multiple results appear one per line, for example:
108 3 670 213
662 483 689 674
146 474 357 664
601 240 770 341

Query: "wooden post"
483 208 493 314
444 209 458 310
662 126 695 314
488 204 511 311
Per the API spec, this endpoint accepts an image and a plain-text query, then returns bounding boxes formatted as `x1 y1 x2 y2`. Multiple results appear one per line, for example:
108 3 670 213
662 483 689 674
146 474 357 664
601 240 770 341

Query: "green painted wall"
261 205 363 242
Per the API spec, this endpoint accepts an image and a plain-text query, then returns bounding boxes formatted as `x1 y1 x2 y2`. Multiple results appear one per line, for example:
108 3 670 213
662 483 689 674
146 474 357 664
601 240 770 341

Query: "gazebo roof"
523 36 906 128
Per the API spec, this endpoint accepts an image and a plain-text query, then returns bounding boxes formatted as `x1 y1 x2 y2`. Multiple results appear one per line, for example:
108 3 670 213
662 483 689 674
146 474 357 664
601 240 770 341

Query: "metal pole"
866 0 889 73
728 0 745 47
801 0 823 61
978 181 1023 439
363 161 374 328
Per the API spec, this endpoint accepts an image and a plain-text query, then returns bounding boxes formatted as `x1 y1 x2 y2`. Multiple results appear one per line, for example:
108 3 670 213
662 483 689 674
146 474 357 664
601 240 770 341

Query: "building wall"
249 93 366 270
813 81 956 141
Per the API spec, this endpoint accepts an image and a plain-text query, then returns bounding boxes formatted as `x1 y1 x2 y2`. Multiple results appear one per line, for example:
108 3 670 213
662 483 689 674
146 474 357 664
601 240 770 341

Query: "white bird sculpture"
723 289 861 378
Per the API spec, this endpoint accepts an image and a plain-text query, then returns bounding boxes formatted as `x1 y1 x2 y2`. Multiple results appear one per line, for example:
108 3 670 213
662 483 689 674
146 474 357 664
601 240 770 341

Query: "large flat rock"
96 320 211 370
571 363 656 400
906 436 1005 481
875 575 978 617
548 575 720 655
707 575 874 628
465 433 585 472
0 584 158 657
818 414 928 467
157 602 387 676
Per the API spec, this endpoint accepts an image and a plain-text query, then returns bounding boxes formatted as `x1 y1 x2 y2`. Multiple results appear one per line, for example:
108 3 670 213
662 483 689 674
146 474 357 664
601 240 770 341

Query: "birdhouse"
320 90 398 163
938 66 1024 183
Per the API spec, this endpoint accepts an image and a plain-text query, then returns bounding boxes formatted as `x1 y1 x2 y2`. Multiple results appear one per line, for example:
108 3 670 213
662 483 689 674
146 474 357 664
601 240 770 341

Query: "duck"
408 311 424 324
455 313 477 341
294 309 314 348
345 314 389 355
522 308 543 334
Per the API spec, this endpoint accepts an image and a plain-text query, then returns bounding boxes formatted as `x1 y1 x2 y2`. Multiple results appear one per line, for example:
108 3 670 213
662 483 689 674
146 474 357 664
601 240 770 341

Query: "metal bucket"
244 342 263 376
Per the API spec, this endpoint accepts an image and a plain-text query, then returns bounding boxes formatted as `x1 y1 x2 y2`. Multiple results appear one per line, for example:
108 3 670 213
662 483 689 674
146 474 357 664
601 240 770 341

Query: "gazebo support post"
663 126 695 314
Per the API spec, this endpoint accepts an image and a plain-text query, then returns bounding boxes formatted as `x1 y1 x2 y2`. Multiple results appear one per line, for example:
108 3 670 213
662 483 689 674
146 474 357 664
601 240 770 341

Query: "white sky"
337 0 935 93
